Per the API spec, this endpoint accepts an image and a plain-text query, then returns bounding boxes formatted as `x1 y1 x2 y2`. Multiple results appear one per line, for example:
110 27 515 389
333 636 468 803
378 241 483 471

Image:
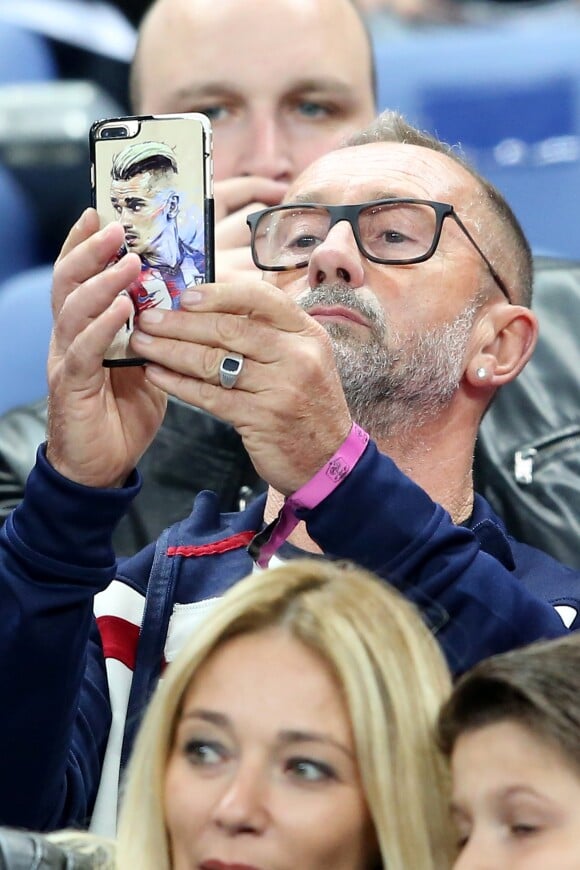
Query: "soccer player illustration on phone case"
110 139 205 313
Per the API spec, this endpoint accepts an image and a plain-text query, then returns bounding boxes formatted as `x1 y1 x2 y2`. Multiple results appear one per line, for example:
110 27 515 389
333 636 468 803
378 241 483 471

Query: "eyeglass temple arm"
453 213 512 303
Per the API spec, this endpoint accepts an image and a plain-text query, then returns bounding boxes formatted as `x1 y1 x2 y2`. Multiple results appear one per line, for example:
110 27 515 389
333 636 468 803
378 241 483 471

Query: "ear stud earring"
476 367 487 380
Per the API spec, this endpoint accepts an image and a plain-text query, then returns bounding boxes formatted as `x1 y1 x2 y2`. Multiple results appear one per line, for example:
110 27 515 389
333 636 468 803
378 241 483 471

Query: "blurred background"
368 0 580 260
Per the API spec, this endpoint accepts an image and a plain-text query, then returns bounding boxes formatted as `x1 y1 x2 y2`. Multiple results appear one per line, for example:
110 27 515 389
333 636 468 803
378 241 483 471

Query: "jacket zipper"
514 426 580 485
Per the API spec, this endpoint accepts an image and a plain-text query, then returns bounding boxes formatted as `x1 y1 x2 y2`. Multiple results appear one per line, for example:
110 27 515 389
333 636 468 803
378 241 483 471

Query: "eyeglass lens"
253 202 440 268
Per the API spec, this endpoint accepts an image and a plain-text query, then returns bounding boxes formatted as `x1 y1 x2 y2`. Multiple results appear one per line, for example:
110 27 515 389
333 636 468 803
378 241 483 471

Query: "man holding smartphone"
0 0 377 550
1 110 578 836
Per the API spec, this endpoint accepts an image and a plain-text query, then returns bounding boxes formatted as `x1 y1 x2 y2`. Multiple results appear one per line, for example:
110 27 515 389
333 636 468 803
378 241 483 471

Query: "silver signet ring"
218 352 244 389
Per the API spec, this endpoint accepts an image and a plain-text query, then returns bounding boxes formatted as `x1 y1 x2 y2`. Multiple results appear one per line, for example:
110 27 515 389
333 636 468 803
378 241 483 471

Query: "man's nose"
238 113 293 182
212 766 269 836
307 221 365 288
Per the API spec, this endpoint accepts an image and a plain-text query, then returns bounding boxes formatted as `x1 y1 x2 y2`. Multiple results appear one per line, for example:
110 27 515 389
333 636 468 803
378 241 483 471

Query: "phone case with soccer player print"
90 112 214 366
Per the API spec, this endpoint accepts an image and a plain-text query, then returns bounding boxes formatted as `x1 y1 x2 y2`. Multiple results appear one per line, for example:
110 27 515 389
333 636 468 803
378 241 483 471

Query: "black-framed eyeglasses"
246 198 512 303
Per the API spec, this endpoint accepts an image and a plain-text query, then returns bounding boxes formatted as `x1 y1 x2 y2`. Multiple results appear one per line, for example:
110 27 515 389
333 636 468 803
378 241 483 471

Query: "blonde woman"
117 559 454 870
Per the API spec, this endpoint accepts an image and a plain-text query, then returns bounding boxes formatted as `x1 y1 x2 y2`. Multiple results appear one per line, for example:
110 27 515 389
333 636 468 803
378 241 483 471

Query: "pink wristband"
254 422 369 568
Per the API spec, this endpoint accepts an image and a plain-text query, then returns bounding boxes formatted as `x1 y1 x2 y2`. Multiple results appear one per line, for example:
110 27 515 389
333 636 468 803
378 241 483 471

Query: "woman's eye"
184 740 224 765
511 823 539 837
286 758 335 782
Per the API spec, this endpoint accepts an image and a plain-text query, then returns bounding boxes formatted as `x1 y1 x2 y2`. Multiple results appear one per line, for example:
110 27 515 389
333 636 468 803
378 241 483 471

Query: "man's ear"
466 303 538 389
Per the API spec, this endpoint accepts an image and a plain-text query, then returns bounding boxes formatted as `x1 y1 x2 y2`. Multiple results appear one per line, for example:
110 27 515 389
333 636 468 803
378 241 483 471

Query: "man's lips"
306 305 371 329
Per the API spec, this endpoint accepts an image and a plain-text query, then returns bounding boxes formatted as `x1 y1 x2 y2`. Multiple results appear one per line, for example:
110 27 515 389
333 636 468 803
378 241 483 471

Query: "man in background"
132 0 375 281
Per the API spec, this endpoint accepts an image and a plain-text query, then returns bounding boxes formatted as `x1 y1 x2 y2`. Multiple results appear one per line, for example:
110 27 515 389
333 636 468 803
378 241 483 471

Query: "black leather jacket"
0 258 577 565
474 256 580 569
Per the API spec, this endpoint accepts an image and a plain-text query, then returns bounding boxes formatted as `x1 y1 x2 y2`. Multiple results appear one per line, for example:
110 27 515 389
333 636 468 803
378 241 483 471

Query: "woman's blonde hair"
117 559 454 870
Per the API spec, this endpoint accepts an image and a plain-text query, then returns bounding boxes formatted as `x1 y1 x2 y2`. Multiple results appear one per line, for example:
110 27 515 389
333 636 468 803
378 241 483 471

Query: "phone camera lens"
101 126 129 139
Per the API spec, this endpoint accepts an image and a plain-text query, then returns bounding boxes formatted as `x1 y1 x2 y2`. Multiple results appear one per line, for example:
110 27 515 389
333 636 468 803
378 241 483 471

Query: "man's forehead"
138 0 372 100
286 142 475 205
147 0 364 41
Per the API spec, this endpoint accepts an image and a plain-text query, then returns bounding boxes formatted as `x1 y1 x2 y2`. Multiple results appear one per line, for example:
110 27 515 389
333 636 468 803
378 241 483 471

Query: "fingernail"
132 329 153 344
102 222 119 242
76 209 88 231
139 309 165 324
145 363 164 377
181 289 204 306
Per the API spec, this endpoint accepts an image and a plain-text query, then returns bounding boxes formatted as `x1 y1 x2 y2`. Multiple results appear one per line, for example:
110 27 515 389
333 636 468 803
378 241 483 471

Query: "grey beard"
298 284 482 440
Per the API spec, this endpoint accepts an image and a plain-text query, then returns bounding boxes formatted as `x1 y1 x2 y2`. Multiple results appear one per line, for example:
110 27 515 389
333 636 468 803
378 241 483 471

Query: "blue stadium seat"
0 163 42 283
0 21 56 83
0 265 52 415
0 24 56 283
373 8 580 257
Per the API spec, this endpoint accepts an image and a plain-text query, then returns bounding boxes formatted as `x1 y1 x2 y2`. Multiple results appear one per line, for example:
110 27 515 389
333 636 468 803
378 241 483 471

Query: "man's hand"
46 209 167 488
213 177 287 282
130 281 353 496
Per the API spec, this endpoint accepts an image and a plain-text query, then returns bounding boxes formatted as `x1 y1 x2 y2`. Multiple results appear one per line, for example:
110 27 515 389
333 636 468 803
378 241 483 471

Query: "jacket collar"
469 492 516 570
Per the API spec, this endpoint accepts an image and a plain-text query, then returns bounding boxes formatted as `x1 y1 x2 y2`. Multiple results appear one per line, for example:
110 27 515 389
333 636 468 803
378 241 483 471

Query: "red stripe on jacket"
167 531 256 558
96 615 140 671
